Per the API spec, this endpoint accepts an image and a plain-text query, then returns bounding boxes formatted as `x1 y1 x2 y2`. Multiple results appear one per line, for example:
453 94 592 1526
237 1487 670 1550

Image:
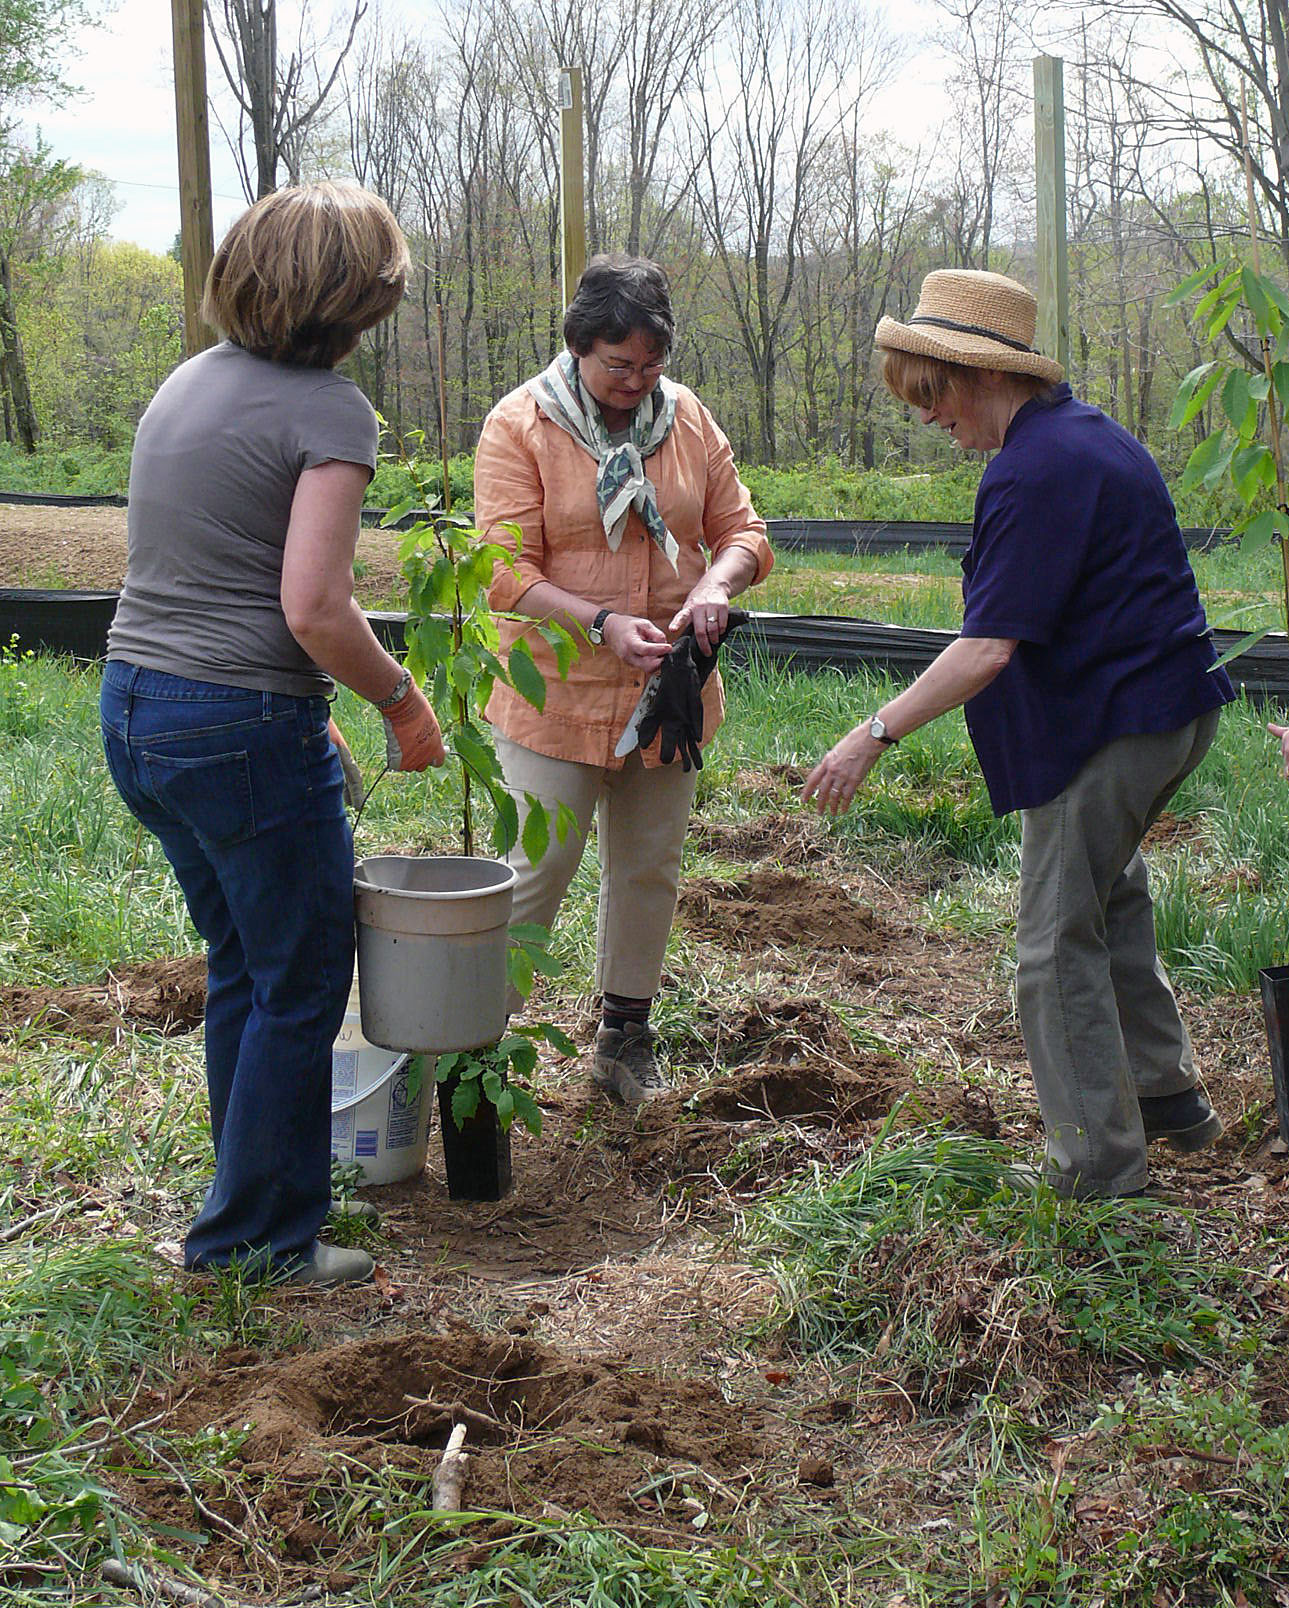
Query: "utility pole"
558 66 586 311
1033 54 1069 372
171 0 216 356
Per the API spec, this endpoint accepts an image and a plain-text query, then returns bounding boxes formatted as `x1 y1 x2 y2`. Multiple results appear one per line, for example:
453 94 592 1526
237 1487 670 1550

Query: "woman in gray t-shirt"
100 182 443 1286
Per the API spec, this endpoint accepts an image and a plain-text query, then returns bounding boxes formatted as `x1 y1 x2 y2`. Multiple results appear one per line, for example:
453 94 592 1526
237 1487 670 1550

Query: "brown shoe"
592 1022 668 1105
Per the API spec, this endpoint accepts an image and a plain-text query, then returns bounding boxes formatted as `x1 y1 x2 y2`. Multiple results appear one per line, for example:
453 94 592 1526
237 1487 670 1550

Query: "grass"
1 642 1288 1602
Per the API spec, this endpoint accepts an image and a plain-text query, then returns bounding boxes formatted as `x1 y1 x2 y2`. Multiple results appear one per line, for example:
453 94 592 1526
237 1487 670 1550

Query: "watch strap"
590 607 612 643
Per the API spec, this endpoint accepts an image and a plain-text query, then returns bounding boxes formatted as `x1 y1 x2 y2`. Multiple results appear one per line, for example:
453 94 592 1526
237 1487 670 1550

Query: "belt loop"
263 691 273 721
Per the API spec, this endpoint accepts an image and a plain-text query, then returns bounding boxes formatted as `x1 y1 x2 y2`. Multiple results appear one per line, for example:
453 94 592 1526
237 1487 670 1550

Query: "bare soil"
0 504 407 603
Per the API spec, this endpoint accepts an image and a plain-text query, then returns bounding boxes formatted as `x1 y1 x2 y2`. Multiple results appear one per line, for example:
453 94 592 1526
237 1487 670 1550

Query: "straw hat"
875 269 1063 384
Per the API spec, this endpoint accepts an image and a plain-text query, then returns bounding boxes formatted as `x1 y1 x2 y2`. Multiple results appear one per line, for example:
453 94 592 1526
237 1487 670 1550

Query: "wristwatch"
868 714 898 746
588 608 613 646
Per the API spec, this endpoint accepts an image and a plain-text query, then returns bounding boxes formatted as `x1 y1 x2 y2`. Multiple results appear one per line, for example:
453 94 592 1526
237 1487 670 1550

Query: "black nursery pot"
436 1075 513 1201
1256 965 1289 1145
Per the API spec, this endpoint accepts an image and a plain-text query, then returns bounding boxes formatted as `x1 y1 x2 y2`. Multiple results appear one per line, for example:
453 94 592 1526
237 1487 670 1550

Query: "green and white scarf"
527 350 680 570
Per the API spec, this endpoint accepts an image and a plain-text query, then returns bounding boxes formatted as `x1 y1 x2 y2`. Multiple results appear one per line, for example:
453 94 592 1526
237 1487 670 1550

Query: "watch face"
588 626 603 644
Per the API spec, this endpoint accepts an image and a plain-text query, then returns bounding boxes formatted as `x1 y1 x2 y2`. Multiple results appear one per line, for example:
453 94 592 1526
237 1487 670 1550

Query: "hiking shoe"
592 1022 668 1105
329 1196 379 1222
281 1244 374 1287
1140 1088 1223 1152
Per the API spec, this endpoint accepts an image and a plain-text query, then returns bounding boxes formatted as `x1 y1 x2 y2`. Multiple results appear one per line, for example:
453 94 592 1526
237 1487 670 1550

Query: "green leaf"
1163 263 1223 307
434 1052 462 1084
492 1085 516 1129
1178 430 1230 495
1249 371 1271 401
381 495 419 525
1242 266 1279 336
510 1085 543 1137
1274 361 1289 413
1220 367 1253 433
509 1039 539 1079
555 801 582 845
481 1068 505 1106
527 945 563 978
1260 275 1289 320
537 621 579 679
1193 265 1242 322
491 792 520 858
521 796 550 866
1168 362 1221 431
1211 626 1274 670
508 642 547 710
507 945 535 999
1235 507 1289 555
413 616 453 672
1230 444 1275 499
405 1055 424 1101
509 922 551 945
1204 294 1243 341
537 1022 578 1057
451 1077 480 1129
453 728 497 788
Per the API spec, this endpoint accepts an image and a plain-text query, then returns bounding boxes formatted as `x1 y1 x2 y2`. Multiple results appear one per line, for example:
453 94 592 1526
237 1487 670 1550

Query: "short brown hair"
202 181 410 368
881 348 1055 412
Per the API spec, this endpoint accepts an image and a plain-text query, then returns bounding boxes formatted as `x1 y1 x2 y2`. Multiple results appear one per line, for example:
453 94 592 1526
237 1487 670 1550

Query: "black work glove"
636 609 749 771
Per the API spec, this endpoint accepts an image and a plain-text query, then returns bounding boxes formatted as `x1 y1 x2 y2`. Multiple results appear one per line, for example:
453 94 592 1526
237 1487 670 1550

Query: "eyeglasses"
591 351 668 380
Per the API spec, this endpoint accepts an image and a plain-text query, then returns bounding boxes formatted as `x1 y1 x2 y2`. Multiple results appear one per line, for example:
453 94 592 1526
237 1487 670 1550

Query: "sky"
23 0 953 259
29 0 250 256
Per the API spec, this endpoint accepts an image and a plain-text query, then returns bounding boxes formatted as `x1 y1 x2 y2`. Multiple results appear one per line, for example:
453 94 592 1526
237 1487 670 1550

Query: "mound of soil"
678 868 879 951
124 1325 780 1558
0 955 206 1037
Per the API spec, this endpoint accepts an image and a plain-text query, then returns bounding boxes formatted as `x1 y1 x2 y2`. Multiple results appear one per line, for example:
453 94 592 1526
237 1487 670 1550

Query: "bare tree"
928 0 1028 268
692 0 895 461
205 0 367 198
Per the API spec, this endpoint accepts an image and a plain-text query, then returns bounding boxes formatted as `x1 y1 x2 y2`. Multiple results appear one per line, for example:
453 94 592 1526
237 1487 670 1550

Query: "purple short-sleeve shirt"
960 384 1233 815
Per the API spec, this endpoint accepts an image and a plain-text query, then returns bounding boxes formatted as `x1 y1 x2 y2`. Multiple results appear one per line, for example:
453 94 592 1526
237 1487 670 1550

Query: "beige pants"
494 732 700 1001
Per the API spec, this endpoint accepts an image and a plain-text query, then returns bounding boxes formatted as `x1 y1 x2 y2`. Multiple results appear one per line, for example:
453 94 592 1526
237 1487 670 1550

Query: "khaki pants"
494 732 700 1003
1016 711 1219 1197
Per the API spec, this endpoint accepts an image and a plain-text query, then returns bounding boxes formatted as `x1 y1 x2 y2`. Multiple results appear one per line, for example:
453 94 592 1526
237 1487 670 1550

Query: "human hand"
381 678 446 771
603 612 670 672
801 721 887 815
328 717 365 808
1268 721 1289 778
670 582 733 656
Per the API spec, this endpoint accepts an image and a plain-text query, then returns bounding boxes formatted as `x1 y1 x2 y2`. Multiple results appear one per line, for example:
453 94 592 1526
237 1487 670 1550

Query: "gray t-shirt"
107 341 378 697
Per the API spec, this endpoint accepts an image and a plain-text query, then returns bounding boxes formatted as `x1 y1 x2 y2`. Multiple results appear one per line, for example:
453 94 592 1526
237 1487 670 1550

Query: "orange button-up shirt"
476 380 773 768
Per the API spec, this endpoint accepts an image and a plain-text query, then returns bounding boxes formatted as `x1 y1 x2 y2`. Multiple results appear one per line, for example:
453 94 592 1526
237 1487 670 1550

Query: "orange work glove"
327 717 366 808
378 672 446 771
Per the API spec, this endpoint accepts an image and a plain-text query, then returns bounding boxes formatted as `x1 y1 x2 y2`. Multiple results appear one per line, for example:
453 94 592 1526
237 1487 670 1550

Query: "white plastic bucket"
330 1011 431 1185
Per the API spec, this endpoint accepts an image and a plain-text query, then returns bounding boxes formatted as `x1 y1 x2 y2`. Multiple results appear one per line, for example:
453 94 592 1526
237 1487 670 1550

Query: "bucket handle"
331 1051 412 1116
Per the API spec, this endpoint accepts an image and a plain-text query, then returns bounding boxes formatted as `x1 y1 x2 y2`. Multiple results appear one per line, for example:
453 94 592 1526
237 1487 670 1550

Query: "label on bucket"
332 1048 359 1103
331 1108 354 1157
385 1064 419 1150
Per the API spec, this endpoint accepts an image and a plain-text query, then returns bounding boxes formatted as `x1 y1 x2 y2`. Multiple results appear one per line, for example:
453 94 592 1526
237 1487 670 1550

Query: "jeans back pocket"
143 749 257 849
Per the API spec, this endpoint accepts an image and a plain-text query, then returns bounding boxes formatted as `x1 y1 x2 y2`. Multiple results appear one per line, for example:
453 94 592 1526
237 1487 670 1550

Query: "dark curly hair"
562 254 674 357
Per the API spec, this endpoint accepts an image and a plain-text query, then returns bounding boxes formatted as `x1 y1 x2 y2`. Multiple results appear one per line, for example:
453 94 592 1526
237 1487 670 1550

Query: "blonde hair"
202 181 410 368
881 348 1055 413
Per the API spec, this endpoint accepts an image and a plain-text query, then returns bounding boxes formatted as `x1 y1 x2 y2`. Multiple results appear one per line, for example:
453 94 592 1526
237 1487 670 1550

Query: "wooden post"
1033 54 1069 372
558 66 586 311
171 0 216 356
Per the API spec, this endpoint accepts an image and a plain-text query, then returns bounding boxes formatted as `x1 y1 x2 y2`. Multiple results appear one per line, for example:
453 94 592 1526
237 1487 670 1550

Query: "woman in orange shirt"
474 255 773 1103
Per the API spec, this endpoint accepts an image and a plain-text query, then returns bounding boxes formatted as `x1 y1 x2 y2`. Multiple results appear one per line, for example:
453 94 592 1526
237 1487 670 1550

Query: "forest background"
0 0 1284 496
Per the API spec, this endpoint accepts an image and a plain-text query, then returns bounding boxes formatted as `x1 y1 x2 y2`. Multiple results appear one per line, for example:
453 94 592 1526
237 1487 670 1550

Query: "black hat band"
908 314 1034 354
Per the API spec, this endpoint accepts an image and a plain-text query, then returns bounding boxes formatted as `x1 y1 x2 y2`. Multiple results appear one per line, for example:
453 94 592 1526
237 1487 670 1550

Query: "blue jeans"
100 663 354 1271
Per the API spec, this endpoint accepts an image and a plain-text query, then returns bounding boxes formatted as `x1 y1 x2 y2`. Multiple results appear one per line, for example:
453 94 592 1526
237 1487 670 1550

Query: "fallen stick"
431 1422 470 1512
101 1558 247 1608
101 1560 324 1608
0 1205 65 1244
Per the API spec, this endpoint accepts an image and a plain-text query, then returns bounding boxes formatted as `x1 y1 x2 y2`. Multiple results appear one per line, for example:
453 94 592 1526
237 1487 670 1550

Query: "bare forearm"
874 635 1017 741
511 579 602 635
287 598 406 704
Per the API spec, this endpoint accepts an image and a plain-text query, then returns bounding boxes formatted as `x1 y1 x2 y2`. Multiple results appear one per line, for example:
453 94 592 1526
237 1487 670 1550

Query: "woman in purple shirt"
805 269 1233 1201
